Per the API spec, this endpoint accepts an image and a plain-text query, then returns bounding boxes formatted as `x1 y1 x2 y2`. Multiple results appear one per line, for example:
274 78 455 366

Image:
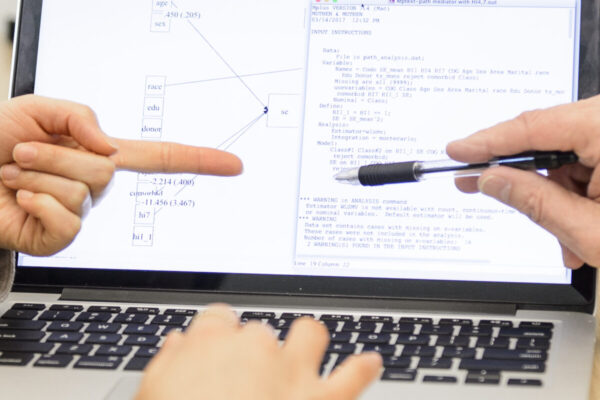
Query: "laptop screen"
20 0 580 285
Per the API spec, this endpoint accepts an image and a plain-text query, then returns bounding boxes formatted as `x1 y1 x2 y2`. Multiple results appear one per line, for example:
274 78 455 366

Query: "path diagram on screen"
132 0 305 247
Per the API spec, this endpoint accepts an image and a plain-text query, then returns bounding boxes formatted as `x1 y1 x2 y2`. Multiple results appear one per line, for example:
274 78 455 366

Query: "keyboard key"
0 352 34 366
86 334 122 345
88 305 121 313
125 357 152 371
400 317 432 324
516 338 550 350
420 325 453 335
0 319 46 330
162 326 185 336
2 310 38 320
75 356 122 370
0 341 53 353
357 333 391 344
151 315 187 326
320 314 354 322
479 320 512 328
423 375 457 383
439 318 472 326
380 323 414 334
266 319 292 330
418 358 452 369
136 347 160 358
126 307 159 315
498 327 552 339
329 332 352 343
458 326 492 336
240 311 275 320
47 321 84 332
435 335 469 347
56 344 93 355
395 334 430 345
278 329 289 341
38 311 74 321
76 312 112 323
465 374 500 385
383 356 411 368
11 303 46 311
442 346 476 359
359 315 393 323
342 322 376 333
327 343 356 354
46 332 83 343
0 329 45 341
459 359 545 372
519 321 553 330
280 313 314 320
114 313 149 324
34 354 73 368
164 309 197 316
401 345 436 357
95 345 133 357
362 344 396 355
49 304 84 312
476 337 509 348
507 378 543 386
124 324 160 335
319 320 339 331
482 348 547 361
85 323 121 334
382 368 417 381
124 335 160 346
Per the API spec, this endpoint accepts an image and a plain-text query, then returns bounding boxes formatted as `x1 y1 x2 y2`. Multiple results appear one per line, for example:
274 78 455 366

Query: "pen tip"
334 168 360 184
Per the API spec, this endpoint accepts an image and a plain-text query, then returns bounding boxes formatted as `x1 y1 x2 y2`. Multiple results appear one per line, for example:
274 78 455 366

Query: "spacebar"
0 341 54 353
459 359 545 372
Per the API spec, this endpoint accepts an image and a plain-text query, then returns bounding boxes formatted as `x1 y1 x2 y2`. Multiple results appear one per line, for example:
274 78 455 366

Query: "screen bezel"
11 0 598 312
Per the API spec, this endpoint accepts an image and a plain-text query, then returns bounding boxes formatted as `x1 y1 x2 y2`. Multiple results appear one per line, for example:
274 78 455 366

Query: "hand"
0 95 242 256
446 94 600 269
136 305 382 400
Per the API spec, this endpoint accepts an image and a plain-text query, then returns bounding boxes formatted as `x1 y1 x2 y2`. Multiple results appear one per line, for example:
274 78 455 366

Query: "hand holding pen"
346 96 600 270
335 151 578 186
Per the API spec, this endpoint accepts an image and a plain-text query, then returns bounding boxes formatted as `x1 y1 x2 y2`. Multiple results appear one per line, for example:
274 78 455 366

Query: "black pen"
334 151 578 186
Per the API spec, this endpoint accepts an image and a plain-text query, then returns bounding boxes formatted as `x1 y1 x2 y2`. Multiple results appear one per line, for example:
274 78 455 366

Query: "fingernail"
14 144 38 162
0 165 20 180
478 175 512 203
17 190 34 200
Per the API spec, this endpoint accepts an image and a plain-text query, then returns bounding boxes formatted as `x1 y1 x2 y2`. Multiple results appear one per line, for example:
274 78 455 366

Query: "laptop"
0 0 598 398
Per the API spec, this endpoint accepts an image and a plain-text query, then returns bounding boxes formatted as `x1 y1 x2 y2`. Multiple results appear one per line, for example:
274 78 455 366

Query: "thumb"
477 166 600 267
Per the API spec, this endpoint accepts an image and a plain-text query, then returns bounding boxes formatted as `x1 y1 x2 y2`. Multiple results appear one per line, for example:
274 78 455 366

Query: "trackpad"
105 376 142 400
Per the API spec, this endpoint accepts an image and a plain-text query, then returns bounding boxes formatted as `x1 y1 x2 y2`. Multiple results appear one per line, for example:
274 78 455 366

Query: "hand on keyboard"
136 304 382 400
0 95 242 256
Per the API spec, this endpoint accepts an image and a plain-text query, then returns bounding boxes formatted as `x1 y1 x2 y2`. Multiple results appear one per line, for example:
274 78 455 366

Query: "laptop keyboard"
0 303 553 387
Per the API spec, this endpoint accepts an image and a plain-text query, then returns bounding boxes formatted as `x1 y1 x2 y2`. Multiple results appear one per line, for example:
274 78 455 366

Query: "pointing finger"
109 139 243 176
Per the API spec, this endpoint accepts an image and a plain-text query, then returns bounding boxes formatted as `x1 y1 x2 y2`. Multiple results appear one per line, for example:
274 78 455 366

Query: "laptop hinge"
60 288 518 316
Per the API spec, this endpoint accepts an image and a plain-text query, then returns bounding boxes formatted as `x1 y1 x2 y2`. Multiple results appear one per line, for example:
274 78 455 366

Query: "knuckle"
78 105 98 122
521 188 545 224
160 143 174 171
72 182 90 206
94 159 116 187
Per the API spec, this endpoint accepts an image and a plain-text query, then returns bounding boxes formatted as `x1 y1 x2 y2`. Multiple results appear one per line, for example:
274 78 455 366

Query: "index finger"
109 139 243 176
446 96 600 167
